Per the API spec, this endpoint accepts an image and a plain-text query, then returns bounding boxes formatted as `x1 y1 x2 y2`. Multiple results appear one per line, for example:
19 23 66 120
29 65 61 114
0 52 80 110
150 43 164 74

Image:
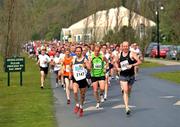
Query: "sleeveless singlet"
73 57 87 81
119 51 135 76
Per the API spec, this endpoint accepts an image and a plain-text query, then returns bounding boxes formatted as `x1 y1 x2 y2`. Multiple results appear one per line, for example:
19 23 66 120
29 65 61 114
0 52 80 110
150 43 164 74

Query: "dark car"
166 45 180 60
166 46 178 60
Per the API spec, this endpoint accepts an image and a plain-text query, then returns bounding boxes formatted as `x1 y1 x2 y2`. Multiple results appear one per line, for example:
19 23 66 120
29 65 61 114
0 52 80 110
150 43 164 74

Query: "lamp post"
155 5 164 58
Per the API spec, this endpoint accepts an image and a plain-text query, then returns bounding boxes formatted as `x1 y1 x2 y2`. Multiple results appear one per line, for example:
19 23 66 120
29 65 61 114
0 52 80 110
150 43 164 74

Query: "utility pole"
155 3 164 58
156 9 160 58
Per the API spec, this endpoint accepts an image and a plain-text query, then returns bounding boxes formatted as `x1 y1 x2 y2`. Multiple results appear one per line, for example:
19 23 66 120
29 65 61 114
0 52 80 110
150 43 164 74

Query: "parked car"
166 46 178 60
161 45 174 52
166 45 180 60
145 42 161 57
150 45 168 58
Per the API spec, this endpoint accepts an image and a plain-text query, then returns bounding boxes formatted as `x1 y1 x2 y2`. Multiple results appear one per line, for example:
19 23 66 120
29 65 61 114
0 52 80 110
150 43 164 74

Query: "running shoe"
104 96 107 101
96 103 100 109
121 89 124 95
61 83 64 88
115 75 119 80
74 106 80 114
40 86 44 89
104 94 107 101
67 99 71 104
100 95 105 103
79 108 83 117
126 107 131 115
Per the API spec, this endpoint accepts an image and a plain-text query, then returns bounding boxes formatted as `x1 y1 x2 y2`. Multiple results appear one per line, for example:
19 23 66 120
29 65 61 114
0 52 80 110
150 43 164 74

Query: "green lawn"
152 71 180 84
0 55 56 127
140 61 164 68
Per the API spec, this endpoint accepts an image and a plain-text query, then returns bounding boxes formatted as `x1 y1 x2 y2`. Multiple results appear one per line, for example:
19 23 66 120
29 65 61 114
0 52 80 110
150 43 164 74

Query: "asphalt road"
51 65 180 127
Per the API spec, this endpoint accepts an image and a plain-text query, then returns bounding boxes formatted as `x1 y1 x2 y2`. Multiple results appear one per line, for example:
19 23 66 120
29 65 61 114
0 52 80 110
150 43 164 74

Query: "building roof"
68 6 156 30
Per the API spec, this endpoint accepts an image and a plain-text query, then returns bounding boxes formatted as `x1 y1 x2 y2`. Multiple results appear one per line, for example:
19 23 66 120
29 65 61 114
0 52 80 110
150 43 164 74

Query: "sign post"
8 72 10 86
20 71 22 86
4 57 25 86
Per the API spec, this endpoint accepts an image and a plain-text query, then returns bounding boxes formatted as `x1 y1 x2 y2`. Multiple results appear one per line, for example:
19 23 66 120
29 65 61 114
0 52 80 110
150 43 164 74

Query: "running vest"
73 57 87 81
54 56 61 71
38 54 50 68
91 53 105 77
119 51 135 76
63 57 72 76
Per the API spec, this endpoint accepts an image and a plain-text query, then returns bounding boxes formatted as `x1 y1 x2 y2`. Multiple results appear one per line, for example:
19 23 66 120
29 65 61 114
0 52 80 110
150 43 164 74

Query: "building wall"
61 6 156 42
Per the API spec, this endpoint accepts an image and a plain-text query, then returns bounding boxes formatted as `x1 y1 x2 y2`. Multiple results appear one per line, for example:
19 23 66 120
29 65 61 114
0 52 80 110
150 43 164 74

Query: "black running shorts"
72 77 88 88
40 66 48 75
91 76 105 83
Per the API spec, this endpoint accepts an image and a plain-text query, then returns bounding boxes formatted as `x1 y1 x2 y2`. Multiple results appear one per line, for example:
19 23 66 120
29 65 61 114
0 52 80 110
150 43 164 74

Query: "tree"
0 0 34 57
161 0 180 45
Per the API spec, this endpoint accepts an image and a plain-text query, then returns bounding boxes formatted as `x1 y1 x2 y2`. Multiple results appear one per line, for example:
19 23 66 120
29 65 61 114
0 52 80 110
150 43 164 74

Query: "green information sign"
5 57 25 72
4 57 25 86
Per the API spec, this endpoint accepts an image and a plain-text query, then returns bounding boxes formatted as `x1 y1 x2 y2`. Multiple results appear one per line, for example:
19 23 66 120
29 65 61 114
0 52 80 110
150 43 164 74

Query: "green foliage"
32 33 41 40
103 26 138 43
45 24 60 40
0 55 56 127
161 0 180 45
1 0 179 57
102 29 115 43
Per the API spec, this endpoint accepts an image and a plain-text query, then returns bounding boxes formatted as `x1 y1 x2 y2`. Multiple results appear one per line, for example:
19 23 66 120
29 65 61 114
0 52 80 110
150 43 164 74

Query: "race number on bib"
120 60 129 71
93 63 102 69
66 65 71 72
73 64 86 81
54 64 61 71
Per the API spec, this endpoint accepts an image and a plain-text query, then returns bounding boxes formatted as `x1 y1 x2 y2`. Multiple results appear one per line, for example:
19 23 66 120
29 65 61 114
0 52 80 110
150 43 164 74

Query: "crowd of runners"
25 40 142 117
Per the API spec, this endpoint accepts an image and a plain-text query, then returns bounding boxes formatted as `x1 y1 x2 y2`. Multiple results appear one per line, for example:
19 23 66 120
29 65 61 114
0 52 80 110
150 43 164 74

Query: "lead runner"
115 41 141 115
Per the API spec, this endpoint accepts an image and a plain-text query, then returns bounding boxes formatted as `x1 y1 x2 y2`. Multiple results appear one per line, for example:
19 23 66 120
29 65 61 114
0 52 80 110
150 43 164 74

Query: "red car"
150 46 168 58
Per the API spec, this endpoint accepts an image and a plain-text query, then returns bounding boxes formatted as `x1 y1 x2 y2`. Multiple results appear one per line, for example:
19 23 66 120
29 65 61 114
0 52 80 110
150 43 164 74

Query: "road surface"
51 65 180 127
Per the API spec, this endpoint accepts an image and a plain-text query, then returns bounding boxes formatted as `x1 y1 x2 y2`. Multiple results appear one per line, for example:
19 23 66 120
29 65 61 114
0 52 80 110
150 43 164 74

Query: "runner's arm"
69 58 73 78
113 55 121 72
132 52 141 66
86 56 92 71
127 52 142 69
83 58 88 68
103 56 109 69
36 59 40 65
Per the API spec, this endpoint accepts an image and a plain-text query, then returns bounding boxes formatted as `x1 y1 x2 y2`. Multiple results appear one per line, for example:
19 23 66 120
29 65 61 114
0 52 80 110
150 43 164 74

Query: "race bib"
93 63 102 69
66 65 71 72
120 60 129 71
54 64 61 71
73 64 86 81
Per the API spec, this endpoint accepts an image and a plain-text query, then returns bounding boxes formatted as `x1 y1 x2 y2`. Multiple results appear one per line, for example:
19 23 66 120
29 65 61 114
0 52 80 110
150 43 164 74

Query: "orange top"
63 57 73 76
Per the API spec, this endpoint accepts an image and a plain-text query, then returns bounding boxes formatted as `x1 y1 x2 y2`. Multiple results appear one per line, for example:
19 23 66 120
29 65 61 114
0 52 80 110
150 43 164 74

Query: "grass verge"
140 61 164 68
0 55 56 127
152 71 180 84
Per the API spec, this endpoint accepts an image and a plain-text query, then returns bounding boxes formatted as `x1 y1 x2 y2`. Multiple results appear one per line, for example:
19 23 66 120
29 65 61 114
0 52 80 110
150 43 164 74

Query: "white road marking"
84 98 120 104
159 96 175 99
84 106 104 111
107 98 121 102
84 100 93 104
174 101 180 106
112 104 136 109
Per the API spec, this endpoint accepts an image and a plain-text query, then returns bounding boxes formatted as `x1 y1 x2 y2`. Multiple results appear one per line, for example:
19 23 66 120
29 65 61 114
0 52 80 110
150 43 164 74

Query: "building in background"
61 6 156 43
